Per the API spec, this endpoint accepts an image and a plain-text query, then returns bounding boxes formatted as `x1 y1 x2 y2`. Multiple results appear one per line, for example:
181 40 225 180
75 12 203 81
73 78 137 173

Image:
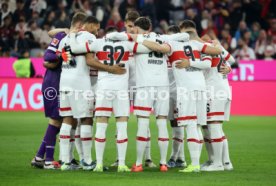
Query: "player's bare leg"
80 117 94 170
201 121 224 171
116 117 130 172
156 115 169 172
132 115 150 172
94 116 108 172
32 118 61 169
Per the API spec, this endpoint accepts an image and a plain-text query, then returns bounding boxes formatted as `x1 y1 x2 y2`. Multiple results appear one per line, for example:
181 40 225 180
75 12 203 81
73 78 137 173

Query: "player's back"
134 32 169 87
168 40 207 91
92 38 130 90
203 43 231 98
59 31 94 91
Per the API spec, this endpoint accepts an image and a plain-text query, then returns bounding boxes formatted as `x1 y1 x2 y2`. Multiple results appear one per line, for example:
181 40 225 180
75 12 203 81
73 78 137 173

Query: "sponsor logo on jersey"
148 59 163 65
51 38 60 46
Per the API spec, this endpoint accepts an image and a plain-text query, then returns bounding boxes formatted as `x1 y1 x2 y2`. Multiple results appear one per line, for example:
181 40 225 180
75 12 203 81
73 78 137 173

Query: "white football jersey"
128 54 136 88
167 60 175 88
88 38 150 90
203 43 232 99
168 40 210 92
58 31 96 91
135 32 170 87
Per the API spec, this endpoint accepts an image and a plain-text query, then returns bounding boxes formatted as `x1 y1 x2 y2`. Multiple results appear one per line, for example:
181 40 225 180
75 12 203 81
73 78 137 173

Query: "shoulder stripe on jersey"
133 42 138 53
85 42 90 53
96 51 130 61
202 44 207 53
224 53 231 61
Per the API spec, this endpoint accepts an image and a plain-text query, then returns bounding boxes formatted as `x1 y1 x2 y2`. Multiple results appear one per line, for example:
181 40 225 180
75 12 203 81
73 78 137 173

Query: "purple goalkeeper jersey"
42 32 66 119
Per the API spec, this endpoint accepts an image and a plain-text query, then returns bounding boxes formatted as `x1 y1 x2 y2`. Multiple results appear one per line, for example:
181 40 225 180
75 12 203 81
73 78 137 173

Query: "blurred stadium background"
0 0 276 186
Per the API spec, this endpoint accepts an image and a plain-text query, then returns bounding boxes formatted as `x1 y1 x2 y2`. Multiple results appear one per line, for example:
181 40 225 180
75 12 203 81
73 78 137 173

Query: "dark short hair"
16 0 24 4
105 26 117 34
167 25 180 34
179 20 196 30
84 16 99 25
134 17 151 31
28 20 36 27
71 12 87 26
125 10 140 22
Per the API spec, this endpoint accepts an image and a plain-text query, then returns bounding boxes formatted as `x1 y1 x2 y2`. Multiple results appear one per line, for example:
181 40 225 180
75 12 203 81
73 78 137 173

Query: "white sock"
115 129 118 161
145 129 151 160
197 125 204 155
177 126 185 161
81 125 93 164
59 141 62 161
178 140 185 161
69 129 75 162
171 127 184 161
75 125 83 161
221 129 231 164
156 119 169 165
59 123 72 163
208 124 223 166
95 123 108 165
203 126 213 162
116 122 128 166
186 124 200 166
136 118 149 166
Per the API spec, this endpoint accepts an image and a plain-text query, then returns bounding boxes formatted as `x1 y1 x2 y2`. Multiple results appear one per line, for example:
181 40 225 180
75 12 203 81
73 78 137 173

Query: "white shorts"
207 99 231 121
95 90 130 117
177 90 207 126
59 91 94 118
168 84 177 121
134 86 169 117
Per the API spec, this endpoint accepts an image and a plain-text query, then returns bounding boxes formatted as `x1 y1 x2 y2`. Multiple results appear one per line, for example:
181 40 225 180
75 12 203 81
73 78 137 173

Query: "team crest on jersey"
51 38 60 46
87 40 93 44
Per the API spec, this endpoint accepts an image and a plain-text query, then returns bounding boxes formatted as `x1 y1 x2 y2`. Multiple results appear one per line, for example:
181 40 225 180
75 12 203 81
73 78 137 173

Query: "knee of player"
157 115 167 120
62 116 75 125
80 117 93 125
49 118 62 127
137 115 149 119
116 116 128 122
96 117 108 123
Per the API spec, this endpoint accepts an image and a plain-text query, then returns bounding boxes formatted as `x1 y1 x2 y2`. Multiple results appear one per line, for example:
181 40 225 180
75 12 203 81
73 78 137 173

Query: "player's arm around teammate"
31 31 67 170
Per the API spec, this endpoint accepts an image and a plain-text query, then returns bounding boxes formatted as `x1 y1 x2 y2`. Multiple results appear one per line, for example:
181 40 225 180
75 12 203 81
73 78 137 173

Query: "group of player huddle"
31 10 234 173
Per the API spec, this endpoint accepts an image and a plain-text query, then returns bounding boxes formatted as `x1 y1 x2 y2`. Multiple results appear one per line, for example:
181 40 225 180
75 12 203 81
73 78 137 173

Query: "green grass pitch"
0 112 276 186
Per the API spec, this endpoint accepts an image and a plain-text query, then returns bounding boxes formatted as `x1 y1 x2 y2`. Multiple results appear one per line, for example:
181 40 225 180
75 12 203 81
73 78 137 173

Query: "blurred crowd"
0 0 276 60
